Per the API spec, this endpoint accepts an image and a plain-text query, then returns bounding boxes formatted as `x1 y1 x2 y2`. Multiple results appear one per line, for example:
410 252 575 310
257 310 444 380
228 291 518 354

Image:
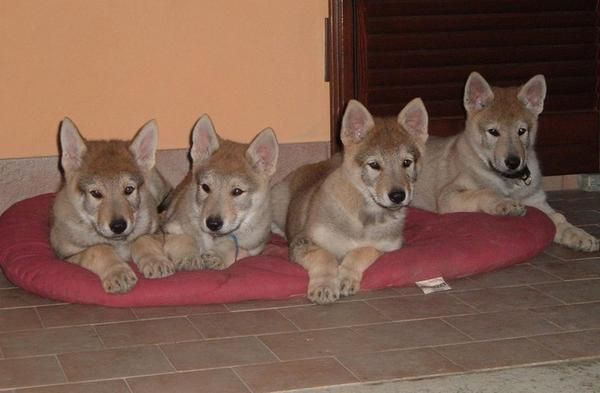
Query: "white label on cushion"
415 277 452 294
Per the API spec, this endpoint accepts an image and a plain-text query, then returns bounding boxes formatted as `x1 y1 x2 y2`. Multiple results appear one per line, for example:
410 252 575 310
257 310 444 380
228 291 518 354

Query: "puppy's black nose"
388 189 406 205
109 218 127 234
206 216 223 232
505 155 521 170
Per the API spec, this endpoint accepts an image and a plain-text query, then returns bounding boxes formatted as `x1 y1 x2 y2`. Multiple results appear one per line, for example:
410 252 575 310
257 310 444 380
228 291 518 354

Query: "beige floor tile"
37 304 136 327
0 308 42 332
367 293 477 321
235 358 357 393
467 264 560 287
189 310 297 338
259 327 379 360
530 330 600 359
132 304 228 319
0 326 102 357
160 337 276 371
127 369 250 393
352 319 470 350
15 380 130 393
435 338 560 370
95 317 201 348
0 289 58 309
338 348 462 381
58 346 173 381
451 286 561 312
533 258 600 280
544 243 600 261
0 356 65 389
278 301 389 330
531 302 600 330
443 309 564 340
533 279 600 304
225 297 310 312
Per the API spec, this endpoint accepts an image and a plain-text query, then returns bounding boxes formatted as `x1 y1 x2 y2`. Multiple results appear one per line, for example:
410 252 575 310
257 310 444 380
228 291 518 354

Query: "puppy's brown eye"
231 188 244 196
402 159 413 168
90 190 103 199
487 128 500 137
201 184 211 193
518 127 527 136
367 161 381 170
124 186 135 195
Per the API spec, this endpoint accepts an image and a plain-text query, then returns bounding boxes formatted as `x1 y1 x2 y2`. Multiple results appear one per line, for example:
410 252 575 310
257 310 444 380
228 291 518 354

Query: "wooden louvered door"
328 0 600 175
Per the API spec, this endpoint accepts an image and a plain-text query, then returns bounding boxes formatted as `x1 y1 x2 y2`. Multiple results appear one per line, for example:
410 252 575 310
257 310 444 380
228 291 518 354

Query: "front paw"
494 199 527 216
556 224 600 252
202 252 229 270
307 277 340 304
338 267 361 297
138 256 175 279
101 264 138 293
175 254 205 271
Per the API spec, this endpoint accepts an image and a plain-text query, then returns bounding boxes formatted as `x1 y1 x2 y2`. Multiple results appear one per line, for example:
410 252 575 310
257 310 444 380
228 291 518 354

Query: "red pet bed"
0 194 555 307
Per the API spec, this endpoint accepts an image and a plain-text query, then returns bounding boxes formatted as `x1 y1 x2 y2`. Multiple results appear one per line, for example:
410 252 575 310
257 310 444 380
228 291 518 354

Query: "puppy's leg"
202 236 249 270
68 245 137 293
163 234 204 271
525 196 599 252
290 235 339 304
439 186 526 216
338 247 383 297
130 234 175 278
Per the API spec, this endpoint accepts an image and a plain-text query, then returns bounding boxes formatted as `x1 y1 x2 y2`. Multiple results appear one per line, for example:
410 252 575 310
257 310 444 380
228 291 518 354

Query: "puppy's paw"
338 266 362 297
175 254 205 271
307 277 340 304
139 256 175 279
556 224 599 252
101 264 137 293
494 199 527 216
202 252 228 270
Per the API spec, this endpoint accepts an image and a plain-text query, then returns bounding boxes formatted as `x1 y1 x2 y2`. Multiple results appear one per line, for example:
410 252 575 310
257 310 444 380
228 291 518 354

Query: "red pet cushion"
0 194 555 307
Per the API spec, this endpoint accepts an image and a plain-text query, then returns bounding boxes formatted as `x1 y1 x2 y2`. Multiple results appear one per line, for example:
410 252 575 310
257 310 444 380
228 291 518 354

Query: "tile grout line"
54 353 70 384
331 355 361 383
230 366 256 393
184 315 207 340
274 308 303 332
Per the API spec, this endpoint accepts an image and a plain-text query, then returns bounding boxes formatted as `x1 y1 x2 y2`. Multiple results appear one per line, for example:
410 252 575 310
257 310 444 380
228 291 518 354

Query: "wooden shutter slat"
368 12 595 34
369 44 595 69
368 62 595 87
366 0 595 17
368 27 595 52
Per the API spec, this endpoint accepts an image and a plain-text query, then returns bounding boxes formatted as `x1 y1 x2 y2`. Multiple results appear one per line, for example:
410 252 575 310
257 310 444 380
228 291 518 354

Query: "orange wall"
0 0 330 159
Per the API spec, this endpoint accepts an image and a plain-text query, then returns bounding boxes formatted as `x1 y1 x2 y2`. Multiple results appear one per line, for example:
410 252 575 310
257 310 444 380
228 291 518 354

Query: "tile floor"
0 190 599 392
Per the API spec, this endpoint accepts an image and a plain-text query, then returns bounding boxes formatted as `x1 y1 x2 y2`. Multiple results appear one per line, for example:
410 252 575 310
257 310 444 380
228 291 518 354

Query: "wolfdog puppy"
50 118 175 293
413 72 598 252
162 115 279 270
272 99 429 303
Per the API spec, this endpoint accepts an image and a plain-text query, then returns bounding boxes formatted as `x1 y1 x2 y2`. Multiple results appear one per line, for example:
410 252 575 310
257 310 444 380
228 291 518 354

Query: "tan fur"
413 72 599 252
272 99 428 303
162 115 278 270
50 119 174 293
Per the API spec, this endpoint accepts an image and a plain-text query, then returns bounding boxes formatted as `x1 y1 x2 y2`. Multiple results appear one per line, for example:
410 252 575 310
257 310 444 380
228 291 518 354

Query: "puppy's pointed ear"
190 114 220 164
129 119 158 171
59 117 87 174
398 98 429 144
464 72 494 113
246 127 279 177
340 100 375 145
518 74 547 115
